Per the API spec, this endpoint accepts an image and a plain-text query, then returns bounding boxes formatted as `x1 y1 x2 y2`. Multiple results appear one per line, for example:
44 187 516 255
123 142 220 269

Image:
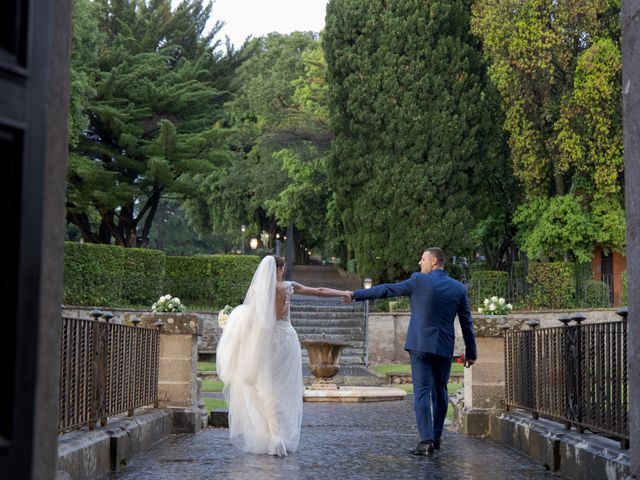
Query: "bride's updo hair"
273 255 285 269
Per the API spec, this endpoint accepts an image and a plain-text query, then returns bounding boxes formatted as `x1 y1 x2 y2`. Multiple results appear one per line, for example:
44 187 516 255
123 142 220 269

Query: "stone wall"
367 309 622 365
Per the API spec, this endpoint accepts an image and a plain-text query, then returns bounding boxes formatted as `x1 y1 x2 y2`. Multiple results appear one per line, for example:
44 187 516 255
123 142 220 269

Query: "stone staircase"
290 300 366 366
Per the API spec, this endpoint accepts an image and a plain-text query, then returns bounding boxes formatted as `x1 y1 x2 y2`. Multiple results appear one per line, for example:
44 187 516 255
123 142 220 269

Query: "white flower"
489 304 496 311
484 298 490 305
174 298 181 304
506 303 513 310
498 298 505 305
491 296 498 302
218 309 230 328
478 307 484 314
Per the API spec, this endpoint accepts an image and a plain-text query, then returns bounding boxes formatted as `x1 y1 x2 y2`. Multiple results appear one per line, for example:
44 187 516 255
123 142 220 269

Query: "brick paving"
110 397 566 480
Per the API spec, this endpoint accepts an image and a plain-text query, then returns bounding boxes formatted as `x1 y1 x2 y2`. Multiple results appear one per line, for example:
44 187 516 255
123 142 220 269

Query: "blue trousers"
409 351 452 441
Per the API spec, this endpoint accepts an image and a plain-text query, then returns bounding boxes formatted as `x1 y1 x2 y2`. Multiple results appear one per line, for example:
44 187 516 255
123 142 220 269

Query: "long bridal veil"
216 256 282 454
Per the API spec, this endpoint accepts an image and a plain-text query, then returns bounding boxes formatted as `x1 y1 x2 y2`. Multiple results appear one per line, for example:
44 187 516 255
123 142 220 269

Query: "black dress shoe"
434 439 441 450
410 441 434 456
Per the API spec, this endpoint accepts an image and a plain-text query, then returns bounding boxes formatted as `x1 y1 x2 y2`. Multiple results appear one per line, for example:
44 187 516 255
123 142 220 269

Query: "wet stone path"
110 397 566 480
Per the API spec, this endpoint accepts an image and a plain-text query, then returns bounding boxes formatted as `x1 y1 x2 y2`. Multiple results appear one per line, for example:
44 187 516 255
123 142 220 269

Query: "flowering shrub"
217 304 234 328
151 294 186 313
478 296 512 315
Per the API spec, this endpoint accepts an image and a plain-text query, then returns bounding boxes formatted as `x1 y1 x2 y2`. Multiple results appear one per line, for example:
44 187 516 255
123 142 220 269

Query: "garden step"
295 325 364 336
291 318 363 327
290 311 364 319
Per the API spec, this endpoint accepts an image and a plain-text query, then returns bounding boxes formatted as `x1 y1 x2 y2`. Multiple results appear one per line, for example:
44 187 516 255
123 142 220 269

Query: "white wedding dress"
216 257 303 456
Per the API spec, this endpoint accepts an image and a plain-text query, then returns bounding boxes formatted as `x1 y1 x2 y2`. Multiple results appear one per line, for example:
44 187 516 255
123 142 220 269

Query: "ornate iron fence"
58 311 160 433
503 310 629 449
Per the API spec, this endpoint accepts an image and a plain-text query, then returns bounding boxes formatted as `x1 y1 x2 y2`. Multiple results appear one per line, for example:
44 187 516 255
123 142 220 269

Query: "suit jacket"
353 269 477 359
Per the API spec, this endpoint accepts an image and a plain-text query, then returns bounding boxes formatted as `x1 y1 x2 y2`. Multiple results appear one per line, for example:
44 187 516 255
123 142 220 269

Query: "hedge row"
469 262 602 310
468 270 508 307
165 255 259 308
64 242 259 309
64 242 165 307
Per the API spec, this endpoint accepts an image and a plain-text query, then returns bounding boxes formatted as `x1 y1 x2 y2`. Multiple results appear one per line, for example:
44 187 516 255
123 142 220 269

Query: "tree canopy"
324 0 509 281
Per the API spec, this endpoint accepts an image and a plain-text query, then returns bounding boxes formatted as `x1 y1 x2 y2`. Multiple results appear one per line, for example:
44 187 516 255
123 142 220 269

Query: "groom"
348 247 477 455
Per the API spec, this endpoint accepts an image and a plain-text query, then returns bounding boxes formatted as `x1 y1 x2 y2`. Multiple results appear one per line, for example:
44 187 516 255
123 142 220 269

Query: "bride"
216 255 352 456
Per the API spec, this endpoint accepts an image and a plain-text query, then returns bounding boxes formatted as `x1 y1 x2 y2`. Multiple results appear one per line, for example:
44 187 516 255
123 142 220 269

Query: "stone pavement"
110 397 566 480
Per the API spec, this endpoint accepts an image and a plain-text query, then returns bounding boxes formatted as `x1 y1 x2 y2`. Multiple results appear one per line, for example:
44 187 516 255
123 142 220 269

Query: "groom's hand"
341 291 354 304
464 358 476 368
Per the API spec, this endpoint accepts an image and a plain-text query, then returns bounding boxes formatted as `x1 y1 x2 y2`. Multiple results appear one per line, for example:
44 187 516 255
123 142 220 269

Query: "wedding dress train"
216 257 303 456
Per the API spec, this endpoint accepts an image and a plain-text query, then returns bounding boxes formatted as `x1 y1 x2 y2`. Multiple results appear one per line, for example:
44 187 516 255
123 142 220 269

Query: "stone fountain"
300 338 351 390
300 336 407 402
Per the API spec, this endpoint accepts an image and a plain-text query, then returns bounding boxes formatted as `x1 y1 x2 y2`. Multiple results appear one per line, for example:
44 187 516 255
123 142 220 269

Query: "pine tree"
66 0 237 246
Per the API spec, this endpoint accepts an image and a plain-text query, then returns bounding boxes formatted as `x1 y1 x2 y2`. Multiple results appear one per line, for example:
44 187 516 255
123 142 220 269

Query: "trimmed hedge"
526 262 575 309
469 270 508 307
165 255 260 308
64 242 259 309
64 242 165 306
579 280 611 308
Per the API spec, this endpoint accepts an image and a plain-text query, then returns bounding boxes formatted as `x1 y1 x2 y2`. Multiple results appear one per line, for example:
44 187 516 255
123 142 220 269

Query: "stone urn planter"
300 339 351 390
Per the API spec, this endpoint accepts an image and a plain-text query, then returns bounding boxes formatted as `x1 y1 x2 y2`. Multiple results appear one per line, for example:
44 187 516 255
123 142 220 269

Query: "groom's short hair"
424 247 445 266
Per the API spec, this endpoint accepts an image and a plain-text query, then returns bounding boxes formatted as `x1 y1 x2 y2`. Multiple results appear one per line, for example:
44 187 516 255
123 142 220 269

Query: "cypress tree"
324 0 508 281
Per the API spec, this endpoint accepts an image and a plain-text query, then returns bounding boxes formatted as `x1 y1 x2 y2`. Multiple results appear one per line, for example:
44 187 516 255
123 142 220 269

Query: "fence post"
558 316 573 430
571 314 586 433
616 307 630 450
499 323 512 412
526 320 540 419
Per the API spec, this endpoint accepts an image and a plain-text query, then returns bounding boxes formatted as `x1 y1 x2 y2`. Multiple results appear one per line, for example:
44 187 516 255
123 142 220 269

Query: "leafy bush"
64 242 165 306
578 280 611 308
373 296 410 312
64 242 258 309
347 258 357 274
526 262 575 309
622 271 628 306
469 270 508 308
165 255 259 308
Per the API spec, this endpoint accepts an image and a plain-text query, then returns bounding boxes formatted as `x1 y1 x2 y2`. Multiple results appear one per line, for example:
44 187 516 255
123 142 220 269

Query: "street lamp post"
241 225 246 255
249 238 258 251
363 278 372 366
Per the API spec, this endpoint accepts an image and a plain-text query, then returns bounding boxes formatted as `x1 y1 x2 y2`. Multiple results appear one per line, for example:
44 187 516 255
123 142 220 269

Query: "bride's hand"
341 291 353 304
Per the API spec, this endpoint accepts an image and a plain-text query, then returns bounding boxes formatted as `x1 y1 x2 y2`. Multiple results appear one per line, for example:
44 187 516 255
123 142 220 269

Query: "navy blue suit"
353 269 477 442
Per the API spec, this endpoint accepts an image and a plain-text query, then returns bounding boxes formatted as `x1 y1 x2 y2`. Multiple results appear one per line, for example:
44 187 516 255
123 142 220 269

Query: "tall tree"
324 0 509 281
66 0 237 246
471 0 624 262
184 33 336 255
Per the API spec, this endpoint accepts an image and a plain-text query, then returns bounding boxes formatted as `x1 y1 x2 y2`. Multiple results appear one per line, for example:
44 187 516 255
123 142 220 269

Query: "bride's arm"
291 282 352 298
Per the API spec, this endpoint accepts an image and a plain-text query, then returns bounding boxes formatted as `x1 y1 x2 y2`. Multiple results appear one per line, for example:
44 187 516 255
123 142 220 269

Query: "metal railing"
58 311 161 433
470 272 626 309
502 310 629 448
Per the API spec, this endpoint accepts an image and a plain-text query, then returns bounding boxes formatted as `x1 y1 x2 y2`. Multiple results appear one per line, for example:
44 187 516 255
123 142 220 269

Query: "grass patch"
203 397 227 412
451 363 464 374
397 384 414 394
198 361 216 372
371 362 465 376
202 380 224 392
370 364 411 375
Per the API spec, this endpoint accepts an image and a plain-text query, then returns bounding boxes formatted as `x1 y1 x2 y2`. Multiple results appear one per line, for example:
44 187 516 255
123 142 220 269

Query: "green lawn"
371 362 465 376
198 361 216 372
371 364 411 375
202 379 224 392
396 383 463 396
203 397 227 412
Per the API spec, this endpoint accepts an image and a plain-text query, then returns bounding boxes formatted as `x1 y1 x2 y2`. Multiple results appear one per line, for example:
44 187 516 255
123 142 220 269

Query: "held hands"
341 291 354 304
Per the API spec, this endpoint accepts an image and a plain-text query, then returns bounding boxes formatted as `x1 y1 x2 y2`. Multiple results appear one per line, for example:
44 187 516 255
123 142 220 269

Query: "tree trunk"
138 189 161 247
66 210 97 243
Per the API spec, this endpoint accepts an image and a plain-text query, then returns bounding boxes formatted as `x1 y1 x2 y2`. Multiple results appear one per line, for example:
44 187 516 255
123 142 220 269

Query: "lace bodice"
276 281 294 322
